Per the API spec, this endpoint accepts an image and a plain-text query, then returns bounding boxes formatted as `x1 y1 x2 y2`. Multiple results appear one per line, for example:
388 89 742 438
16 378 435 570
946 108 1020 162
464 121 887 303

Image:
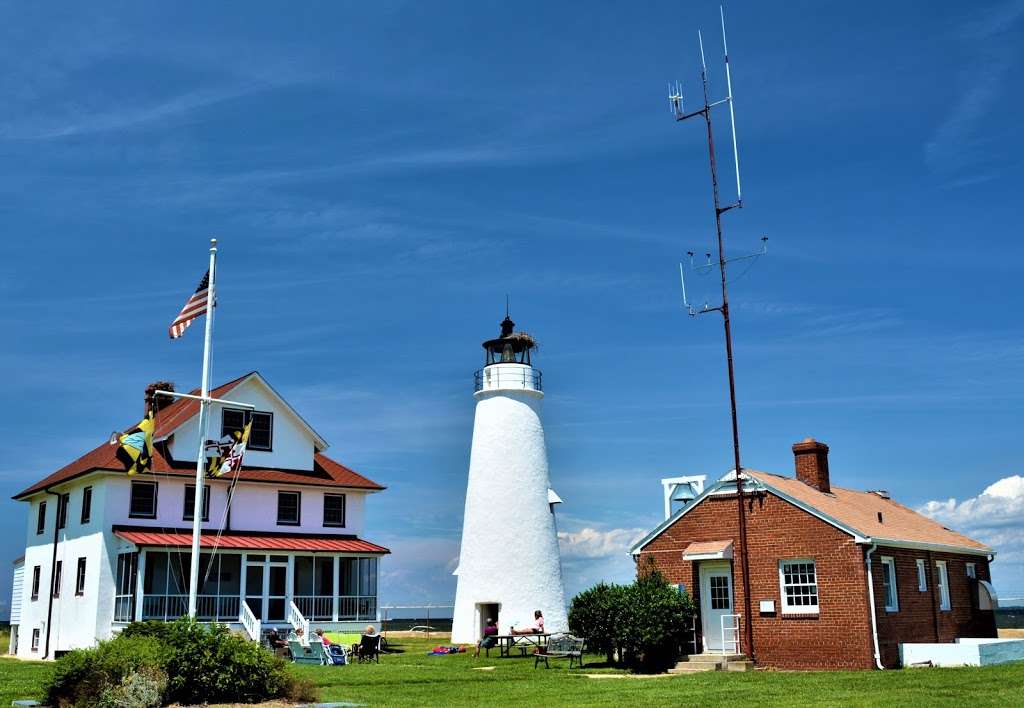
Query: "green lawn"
3 635 1024 707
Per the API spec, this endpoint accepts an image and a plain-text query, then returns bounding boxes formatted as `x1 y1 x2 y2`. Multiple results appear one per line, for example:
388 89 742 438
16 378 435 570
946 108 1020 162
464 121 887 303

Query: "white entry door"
699 562 733 652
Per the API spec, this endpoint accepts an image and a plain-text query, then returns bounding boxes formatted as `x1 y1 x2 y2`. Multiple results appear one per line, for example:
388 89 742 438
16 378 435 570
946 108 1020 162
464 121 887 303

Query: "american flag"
169 270 212 339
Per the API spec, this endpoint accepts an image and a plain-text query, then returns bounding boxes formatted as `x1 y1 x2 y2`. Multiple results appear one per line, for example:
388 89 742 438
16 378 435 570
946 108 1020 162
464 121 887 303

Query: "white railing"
141 595 240 622
339 595 378 621
287 600 309 639
721 613 742 656
293 595 334 621
240 601 261 642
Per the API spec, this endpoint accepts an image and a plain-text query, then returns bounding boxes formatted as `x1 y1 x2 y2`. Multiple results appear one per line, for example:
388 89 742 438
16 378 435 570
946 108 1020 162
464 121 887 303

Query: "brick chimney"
144 381 175 415
792 437 831 493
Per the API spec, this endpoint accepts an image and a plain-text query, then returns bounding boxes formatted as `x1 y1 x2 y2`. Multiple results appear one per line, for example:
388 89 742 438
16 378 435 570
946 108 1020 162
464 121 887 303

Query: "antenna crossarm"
676 106 708 122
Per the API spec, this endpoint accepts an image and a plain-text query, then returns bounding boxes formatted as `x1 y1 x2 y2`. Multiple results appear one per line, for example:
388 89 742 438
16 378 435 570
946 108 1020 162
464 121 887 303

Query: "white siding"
103 475 369 536
10 561 24 623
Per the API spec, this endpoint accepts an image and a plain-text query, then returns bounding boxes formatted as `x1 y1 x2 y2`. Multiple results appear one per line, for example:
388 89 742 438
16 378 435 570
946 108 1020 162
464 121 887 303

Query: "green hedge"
568 561 695 673
45 618 316 707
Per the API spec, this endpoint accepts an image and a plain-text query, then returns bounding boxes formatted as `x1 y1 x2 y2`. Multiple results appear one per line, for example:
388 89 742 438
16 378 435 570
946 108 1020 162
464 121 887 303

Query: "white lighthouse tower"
451 314 568 644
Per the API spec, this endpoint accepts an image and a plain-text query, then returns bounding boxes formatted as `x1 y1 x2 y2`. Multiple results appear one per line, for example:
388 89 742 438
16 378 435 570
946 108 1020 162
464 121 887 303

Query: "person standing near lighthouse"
450 314 568 645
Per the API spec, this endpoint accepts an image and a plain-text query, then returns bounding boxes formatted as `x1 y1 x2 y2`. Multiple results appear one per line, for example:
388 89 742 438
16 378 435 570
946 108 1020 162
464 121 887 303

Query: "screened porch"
114 549 380 625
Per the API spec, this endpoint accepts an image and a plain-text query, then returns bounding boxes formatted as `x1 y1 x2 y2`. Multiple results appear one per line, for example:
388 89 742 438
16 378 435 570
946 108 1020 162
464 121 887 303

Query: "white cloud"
557 527 645 559
919 475 1024 599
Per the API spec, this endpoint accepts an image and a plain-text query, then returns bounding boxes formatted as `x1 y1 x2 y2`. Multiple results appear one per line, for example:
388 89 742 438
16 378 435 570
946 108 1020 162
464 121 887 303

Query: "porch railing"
293 595 378 621
287 600 310 639
141 595 240 622
139 594 378 623
240 600 261 642
721 613 742 657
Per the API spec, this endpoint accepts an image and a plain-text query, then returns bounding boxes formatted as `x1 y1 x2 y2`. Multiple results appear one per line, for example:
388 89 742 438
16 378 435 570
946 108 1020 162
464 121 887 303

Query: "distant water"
381 617 454 632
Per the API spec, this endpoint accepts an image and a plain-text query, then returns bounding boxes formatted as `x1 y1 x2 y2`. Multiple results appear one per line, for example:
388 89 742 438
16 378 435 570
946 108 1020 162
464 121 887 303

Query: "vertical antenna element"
721 5 742 205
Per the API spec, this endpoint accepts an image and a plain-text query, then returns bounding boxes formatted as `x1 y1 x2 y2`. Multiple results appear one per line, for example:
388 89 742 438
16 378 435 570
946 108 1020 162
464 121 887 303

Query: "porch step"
669 654 749 674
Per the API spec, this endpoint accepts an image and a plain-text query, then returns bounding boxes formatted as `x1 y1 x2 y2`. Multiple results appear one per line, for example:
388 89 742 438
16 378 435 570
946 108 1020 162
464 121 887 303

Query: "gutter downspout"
43 489 61 659
864 544 884 670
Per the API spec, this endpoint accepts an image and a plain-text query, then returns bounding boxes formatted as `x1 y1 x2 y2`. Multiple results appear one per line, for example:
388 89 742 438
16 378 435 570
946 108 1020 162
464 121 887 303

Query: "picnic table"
495 632 550 657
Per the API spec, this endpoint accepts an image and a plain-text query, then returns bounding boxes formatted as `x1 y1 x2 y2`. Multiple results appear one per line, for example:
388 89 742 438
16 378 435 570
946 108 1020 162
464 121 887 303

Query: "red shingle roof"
113 527 389 554
12 373 384 499
746 470 990 553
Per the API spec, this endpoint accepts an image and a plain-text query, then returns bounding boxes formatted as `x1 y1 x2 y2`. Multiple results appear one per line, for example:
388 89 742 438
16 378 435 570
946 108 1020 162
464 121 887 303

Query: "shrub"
46 635 168 708
44 618 316 706
568 582 625 664
615 563 696 673
96 667 167 708
570 559 696 674
158 619 298 705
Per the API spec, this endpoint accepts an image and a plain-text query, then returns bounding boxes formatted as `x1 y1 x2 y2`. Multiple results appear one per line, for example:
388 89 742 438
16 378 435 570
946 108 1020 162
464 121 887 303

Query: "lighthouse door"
699 562 733 652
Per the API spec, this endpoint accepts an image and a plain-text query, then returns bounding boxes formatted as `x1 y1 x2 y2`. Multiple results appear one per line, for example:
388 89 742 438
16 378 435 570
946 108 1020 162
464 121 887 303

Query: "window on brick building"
916 559 927 591
779 559 818 614
936 561 951 611
881 556 899 612
966 562 976 579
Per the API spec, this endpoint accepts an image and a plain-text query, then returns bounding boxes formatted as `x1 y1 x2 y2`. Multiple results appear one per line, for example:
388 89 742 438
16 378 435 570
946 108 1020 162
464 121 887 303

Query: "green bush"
44 618 316 706
569 560 696 674
96 667 167 708
46 635 168 707
568 582 625 664
616 564 696 673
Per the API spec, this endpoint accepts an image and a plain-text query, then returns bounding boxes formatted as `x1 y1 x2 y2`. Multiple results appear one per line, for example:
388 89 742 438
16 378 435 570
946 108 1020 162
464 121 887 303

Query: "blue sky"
1 0 1023 614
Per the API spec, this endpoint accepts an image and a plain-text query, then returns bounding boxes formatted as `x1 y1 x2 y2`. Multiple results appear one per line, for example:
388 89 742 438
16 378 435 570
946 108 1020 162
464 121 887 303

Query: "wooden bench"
534 634 585 669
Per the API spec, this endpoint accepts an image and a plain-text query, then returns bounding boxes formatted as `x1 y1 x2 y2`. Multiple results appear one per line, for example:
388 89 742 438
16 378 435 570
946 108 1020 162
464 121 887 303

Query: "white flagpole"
187 238 217 618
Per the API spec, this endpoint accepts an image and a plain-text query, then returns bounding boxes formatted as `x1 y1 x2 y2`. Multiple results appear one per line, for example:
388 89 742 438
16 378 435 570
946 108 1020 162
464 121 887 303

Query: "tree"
568 582 625 664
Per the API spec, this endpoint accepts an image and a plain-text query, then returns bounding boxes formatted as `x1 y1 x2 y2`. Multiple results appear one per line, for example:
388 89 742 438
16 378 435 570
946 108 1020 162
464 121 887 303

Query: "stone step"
668 663 721 674
679 653 746 664
725 660 754 672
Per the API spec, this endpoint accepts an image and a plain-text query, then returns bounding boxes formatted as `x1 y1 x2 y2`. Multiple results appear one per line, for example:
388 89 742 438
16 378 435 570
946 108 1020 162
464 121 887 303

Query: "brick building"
630 438 999 669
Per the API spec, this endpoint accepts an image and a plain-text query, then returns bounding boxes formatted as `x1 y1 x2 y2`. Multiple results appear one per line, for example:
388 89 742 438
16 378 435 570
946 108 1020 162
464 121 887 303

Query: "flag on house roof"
169 270 211 339
207 421 251 477
113 411 155 475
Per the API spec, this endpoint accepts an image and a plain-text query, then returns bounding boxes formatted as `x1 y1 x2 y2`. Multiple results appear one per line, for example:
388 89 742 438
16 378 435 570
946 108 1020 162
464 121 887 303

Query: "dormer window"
222 409 273 451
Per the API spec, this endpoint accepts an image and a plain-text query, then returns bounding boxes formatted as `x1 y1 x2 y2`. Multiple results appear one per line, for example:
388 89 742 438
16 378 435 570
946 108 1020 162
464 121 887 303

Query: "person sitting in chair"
510 610 544 635
474 618 499 657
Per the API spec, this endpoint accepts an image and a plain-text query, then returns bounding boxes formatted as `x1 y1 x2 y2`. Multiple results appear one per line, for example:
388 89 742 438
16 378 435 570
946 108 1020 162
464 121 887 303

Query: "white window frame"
778 558 819 615
881 556 899 612
31 628 40 652
936 560 951 611
916 559 927 592
966 562 976 579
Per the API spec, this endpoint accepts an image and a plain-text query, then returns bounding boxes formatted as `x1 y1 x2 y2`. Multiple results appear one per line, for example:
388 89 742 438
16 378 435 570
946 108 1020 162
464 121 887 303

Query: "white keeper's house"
7 372 389 659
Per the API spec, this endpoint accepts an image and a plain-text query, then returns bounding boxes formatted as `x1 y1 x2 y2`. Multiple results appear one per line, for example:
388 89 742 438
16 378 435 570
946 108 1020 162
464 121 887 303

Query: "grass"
2 635 1024 707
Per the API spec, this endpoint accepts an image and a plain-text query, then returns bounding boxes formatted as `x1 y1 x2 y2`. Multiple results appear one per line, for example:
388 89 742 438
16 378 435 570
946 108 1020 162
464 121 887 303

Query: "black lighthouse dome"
482 315 537 367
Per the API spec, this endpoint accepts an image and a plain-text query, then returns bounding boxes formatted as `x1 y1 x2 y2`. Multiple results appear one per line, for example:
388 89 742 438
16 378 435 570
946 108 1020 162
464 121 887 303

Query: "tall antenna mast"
669 5 757 662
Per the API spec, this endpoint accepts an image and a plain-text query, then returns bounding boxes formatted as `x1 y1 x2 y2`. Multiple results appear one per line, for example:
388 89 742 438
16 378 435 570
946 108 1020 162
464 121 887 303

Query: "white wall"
167 377 317 471
103 475 367 536
14 480 107 658
452 382 568 644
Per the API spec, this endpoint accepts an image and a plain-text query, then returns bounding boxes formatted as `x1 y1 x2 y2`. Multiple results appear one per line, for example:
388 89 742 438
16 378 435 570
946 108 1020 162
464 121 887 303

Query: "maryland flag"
206 422 251 477
113 411 156 475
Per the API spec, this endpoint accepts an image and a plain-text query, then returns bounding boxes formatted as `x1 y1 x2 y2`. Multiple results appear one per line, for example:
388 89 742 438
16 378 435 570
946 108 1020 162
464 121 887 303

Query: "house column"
332 556 340 622
134 550 147 622
239 552 247 618
286 554 295 611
